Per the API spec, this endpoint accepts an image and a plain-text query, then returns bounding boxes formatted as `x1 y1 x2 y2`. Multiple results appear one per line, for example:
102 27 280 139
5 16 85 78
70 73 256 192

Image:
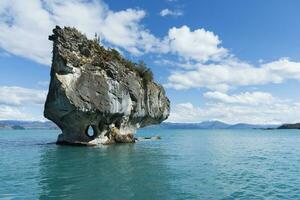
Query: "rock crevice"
44 26 170 145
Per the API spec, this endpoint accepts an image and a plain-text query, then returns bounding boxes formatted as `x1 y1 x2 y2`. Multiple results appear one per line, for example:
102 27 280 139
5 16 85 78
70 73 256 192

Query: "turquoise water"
1 128 300 200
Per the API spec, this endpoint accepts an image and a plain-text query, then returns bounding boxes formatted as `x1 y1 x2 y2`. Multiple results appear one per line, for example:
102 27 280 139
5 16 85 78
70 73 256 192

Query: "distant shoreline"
1 120 300 130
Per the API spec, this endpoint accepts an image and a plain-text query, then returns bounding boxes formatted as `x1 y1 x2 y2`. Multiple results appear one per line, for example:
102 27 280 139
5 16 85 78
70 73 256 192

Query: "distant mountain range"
160 121 279 129
0 120 295 130
0 120 58 130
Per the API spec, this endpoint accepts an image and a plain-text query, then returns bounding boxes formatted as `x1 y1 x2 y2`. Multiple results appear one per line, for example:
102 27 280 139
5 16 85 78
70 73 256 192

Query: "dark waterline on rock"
1 128 300 199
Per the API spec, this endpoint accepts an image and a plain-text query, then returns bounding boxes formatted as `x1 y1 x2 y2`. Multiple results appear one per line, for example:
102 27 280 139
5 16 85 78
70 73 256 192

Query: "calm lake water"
1 128 300 200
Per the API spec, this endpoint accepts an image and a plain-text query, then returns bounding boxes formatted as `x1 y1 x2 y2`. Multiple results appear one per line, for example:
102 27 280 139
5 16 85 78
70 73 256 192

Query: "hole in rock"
86 125 95 138
115 121 121 129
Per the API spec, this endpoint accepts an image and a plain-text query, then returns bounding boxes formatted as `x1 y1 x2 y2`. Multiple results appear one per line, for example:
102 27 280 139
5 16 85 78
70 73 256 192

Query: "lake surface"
1 128 300 200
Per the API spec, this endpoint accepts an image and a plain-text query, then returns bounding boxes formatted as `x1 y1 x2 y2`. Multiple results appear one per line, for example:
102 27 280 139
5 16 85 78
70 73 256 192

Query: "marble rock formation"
44 26 170 145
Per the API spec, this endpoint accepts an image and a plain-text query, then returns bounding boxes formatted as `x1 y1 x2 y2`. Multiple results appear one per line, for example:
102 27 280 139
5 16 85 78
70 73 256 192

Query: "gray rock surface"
44 26 170 145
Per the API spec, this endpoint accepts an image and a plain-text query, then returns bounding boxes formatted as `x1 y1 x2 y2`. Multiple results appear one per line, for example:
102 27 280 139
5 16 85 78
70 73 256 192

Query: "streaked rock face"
44 26 170 145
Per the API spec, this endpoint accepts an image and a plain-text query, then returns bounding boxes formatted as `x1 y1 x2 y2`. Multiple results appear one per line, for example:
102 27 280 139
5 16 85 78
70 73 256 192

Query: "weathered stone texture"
44 26 170 145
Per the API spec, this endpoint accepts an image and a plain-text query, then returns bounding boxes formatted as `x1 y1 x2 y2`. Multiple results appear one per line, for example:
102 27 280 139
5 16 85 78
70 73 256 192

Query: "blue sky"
1 0 300 124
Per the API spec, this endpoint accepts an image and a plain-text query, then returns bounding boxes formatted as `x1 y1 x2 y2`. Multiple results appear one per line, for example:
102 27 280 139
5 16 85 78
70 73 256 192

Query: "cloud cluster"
167 26 227 62
0 0 228 66
0 86 47 106
0 86 47 120
203 91 277 105
0 0 163 64
0 106 36 121
168 92 300 124
157 15 300 124
165 58 300 91
160 8 183 17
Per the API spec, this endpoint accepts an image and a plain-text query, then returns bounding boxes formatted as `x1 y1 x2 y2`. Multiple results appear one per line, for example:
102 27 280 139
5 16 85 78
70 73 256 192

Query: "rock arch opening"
86 125 95 138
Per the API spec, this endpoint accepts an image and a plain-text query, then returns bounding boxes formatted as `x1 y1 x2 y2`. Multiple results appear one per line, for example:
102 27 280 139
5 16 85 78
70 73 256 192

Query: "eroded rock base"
56 126 136 146
56 133 161 146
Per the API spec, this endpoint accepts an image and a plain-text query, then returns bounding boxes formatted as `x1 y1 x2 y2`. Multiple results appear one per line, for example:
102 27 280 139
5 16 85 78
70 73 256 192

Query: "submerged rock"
44 26 170 145
136 136 161 141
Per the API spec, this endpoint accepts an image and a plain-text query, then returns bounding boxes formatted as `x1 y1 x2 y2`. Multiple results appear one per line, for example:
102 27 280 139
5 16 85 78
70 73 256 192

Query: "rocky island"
278 123 300 129
44 26 170 145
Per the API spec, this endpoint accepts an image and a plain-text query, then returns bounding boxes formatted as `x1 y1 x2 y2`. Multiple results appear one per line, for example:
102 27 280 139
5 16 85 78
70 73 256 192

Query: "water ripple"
1 129 300 199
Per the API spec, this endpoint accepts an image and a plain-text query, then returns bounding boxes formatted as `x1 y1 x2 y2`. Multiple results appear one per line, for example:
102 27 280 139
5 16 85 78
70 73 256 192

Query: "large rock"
44 26 170 145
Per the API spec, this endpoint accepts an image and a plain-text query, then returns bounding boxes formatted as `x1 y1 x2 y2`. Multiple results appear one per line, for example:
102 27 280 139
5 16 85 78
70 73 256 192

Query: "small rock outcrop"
44 26 170 145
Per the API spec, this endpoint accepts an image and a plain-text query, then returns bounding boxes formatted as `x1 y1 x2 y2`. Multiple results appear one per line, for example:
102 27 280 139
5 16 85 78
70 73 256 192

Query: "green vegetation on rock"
108 48 153 83
51 26 154 83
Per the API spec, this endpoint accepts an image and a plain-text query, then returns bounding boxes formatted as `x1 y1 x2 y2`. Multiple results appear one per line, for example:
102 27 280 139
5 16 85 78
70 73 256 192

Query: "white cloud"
168 102 205 123
0 0 54 64
160 8 183 17
0 1 230 66
154 59 197 69
203 91 277 105
0 105 37 120
261 58 300 80
0 86 47 106
166 25 228 63
168 98 300 124
101 9 164 55
0 0 164 64
0 86 47 120
0 1 237 68
165 58 300 91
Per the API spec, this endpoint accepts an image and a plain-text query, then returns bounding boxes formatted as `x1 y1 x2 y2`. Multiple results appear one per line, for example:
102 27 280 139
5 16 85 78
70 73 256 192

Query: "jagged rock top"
44 26 170 145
